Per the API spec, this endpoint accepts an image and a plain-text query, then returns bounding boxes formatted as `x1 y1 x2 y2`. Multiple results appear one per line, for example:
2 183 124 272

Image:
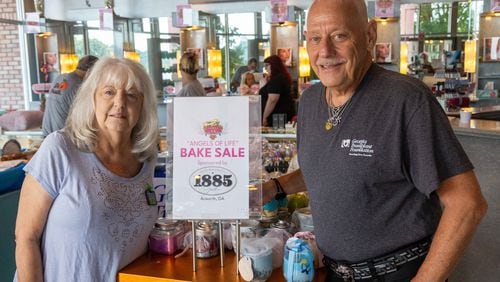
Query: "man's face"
248 62 257 71
305 0 375 91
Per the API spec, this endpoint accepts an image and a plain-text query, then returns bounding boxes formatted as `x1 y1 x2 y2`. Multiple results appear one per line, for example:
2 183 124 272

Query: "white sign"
173 96 250 219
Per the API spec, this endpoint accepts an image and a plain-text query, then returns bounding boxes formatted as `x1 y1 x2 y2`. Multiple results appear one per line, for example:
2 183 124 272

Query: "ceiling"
44 0 476 21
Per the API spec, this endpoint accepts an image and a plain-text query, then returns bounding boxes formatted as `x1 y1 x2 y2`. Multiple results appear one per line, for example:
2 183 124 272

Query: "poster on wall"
483 37 500 61
172 96 250 219
40 52 59 82
99 8 113 31
176 4 193 27
375 0 395 18
277 47 292 67
491 0 500 12
271 0 288 22
186 47 204 69
375 43 392 63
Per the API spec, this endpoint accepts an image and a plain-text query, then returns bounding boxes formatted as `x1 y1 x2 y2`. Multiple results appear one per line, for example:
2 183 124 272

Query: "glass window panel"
73 34 84 58
418 3 451 35
134 32 151 73
88 29 114 57
261 11 270 36
228 13 255 35
228 35 255 79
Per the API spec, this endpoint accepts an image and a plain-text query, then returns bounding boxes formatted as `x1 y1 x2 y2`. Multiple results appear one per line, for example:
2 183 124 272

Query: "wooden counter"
118 250 326 282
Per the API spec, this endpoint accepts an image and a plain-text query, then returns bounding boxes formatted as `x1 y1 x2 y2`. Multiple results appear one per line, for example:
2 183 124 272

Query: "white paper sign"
173 97 250 219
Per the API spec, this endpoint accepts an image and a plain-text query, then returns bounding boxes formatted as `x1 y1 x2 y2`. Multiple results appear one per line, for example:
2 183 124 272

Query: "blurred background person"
259 55 295 126
230 57 258 91
14 57 159 281
177 51 205 97
239 71 259 95
42 55 99 137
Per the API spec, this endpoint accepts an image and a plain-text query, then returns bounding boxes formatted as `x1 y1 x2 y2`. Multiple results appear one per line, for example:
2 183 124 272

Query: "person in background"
14 57 159 282
239 71 259 95
259 55 295 127
177 52 205 97
42 55 99 137
262 0 487 281
230 57 258 90
419 52 435 74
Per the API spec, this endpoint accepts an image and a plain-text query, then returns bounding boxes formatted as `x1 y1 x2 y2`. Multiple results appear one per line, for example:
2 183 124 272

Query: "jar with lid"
195 221 219 258
148 218 184 255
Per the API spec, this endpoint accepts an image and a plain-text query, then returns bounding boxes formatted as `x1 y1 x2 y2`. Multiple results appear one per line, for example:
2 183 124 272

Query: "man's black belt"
322 237 431 281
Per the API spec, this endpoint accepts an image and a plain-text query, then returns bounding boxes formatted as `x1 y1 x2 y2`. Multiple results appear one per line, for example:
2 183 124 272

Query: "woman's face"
94 77 143 137
264 63 271 76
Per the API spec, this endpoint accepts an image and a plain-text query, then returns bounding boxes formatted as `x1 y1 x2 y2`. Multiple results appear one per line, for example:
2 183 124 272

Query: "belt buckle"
332 261 355 281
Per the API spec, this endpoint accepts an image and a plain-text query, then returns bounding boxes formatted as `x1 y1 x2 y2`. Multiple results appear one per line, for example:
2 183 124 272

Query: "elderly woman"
177 52 206 97
259 55 296 126
14 57 159 281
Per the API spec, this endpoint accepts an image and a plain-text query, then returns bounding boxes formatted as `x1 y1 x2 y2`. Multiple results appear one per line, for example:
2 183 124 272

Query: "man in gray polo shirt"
42 55 98 137
263 0 487 281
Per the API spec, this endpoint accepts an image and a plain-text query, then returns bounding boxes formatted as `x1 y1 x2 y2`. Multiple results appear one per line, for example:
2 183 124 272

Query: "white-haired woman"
14 57 159 281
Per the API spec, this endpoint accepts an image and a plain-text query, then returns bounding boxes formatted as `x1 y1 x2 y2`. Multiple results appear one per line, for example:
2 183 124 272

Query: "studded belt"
322 237 431 281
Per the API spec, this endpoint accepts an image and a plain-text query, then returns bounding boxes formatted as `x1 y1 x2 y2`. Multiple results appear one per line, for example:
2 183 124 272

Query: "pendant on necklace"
325 120 333 130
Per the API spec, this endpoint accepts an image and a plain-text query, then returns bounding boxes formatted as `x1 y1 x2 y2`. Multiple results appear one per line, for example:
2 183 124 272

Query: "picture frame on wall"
43 52 58 72
483 37 500 61
375 0 395 18
491 0 500 12
186 47 204 69
277 47 292 67
375 43 392 63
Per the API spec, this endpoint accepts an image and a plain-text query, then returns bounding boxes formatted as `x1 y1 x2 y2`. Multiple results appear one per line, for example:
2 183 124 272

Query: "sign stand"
166 96 262 277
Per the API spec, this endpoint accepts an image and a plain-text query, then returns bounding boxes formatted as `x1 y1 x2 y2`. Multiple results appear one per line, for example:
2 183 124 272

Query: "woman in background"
177 52 206 97
259 55 295 126
14 57 159 281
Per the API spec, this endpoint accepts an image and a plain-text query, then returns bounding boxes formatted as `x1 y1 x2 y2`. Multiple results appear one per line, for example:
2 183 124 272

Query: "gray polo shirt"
297 64 473 262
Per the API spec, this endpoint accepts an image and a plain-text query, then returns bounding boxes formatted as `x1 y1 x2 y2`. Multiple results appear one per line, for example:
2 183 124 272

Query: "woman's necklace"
325 93 353 131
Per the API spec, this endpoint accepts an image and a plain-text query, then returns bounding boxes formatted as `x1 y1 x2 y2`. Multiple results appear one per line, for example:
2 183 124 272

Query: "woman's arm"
262 93 280 126
15 174 54 282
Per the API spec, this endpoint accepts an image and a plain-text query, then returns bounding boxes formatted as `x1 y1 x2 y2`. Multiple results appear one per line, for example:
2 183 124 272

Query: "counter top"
448 117 500 139
446 105 500 121
118 250 326 282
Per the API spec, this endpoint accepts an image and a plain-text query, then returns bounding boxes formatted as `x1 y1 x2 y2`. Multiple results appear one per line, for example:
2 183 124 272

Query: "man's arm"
262 169 307 203
412 170 487 281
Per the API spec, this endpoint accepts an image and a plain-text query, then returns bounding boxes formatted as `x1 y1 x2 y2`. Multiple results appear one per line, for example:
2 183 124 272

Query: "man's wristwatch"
271 178 287 200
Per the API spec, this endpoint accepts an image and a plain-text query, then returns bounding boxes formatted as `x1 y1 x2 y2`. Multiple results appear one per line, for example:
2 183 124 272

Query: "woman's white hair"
65 56 158 162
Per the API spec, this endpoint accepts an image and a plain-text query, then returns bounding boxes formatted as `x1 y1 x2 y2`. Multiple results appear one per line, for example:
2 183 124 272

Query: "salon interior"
0 0 499 281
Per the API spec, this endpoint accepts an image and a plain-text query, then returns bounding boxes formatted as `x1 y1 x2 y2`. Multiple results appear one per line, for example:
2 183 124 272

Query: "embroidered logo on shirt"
342 138 374 157
341 139 351 148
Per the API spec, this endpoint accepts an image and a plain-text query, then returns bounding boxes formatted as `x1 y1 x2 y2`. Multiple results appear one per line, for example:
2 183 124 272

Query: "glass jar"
148 219 183 255
195 221 219 258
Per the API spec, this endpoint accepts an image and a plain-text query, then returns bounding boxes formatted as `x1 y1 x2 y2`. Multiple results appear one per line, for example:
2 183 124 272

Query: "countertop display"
448 117 500 139
118 249 326 282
